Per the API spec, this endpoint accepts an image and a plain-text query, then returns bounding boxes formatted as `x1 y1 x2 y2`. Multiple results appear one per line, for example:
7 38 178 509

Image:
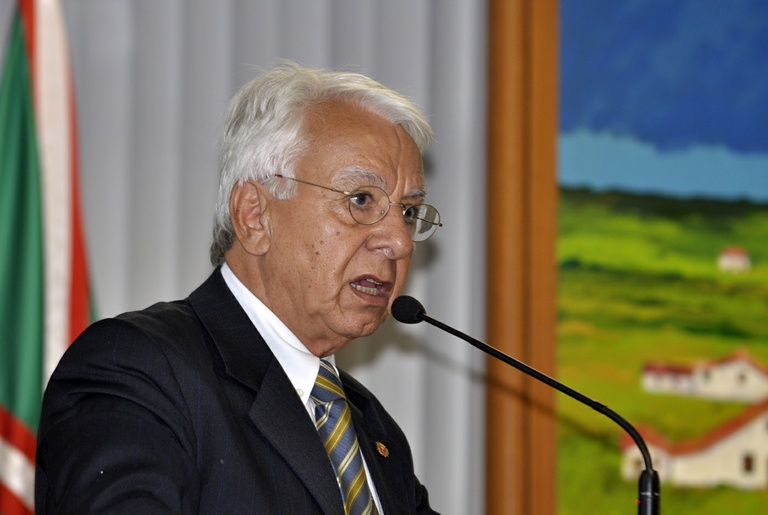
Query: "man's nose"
368 206 415 259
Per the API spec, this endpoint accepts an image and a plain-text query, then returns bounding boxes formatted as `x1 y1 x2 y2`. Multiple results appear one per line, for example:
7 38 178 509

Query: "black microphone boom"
391 295 661 515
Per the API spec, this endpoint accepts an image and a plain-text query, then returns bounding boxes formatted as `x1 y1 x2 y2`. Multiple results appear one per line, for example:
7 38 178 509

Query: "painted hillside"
557 187 768 514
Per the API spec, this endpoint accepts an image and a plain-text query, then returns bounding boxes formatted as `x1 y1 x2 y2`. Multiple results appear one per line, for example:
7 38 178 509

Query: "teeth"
351 278 383 296
352 283 379 295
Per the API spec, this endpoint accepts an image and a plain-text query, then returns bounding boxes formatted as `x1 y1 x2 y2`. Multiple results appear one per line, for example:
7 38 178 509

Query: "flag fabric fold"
0 1 91 513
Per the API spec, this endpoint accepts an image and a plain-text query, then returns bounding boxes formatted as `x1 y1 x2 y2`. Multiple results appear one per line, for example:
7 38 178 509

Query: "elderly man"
35 62 442 514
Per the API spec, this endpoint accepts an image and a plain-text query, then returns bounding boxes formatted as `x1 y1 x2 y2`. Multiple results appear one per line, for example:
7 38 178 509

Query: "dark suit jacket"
36 268 438 514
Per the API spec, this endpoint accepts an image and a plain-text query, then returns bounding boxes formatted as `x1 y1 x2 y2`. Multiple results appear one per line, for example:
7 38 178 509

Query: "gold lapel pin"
375 441 389 458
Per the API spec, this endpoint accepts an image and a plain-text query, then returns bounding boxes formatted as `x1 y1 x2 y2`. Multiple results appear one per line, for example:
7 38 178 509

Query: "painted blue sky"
559 0 768 201
561 0 768 153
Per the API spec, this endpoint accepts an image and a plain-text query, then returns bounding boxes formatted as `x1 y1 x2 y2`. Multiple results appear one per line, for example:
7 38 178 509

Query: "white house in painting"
717 246 752 273
620 400 768 489
642 350 768 403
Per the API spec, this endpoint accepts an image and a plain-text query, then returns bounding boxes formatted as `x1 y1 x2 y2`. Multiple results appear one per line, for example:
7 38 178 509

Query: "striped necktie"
311 359 378 515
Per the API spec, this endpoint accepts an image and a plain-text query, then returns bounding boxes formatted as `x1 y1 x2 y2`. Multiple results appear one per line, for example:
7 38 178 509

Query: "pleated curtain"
0 2 488 513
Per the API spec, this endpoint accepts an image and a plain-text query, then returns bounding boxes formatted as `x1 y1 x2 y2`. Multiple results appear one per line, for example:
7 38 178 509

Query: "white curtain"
2 1 488 512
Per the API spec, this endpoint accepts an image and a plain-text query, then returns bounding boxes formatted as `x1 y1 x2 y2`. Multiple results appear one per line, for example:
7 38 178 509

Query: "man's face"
260 101 425 356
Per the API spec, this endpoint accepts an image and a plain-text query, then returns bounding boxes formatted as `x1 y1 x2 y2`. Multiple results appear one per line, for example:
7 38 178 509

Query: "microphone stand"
404 303 661 514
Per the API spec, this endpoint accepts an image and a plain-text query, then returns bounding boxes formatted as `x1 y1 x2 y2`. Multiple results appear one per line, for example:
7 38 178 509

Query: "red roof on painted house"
620 398 768 456
642 362 692 375
698 349 768 377
719 246 749 257
642 349 768 378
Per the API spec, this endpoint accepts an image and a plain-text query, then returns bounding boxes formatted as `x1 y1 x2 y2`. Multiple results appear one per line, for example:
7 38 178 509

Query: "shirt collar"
220 263 334 414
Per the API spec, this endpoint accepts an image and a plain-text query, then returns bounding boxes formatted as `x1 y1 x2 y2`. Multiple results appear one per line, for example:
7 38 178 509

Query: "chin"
344 316 385 340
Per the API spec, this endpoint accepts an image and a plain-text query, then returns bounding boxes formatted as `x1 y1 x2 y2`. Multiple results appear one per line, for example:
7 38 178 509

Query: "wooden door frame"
486 1 559 513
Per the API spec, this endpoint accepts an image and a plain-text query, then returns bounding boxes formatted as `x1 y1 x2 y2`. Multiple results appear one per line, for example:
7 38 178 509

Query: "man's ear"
229 180 271 256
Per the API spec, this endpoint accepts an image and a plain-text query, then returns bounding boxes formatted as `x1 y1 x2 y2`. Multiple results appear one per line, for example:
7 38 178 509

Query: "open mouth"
350 277 390 297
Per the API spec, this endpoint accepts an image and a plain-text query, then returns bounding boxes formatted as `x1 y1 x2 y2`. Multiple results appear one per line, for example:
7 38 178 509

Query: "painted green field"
556 188 768 514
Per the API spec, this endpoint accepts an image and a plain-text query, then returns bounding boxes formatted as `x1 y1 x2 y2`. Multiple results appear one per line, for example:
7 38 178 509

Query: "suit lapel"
343 376 408 515
188 269 343 515
249 359 344 515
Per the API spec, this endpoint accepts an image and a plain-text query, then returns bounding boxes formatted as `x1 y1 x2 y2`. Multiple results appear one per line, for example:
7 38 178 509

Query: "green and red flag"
1 0 91 513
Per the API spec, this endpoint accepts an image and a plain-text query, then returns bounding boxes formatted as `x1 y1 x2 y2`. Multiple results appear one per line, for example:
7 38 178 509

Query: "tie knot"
311 359 345 404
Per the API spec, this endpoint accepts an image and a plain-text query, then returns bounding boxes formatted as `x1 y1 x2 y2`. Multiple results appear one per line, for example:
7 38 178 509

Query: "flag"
0 1 91 513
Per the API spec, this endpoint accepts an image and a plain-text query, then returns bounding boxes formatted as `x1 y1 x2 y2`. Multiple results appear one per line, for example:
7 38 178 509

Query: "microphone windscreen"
391 295 425 324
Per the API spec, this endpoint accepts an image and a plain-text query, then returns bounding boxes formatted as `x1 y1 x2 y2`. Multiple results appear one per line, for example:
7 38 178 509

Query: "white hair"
210 61 434 265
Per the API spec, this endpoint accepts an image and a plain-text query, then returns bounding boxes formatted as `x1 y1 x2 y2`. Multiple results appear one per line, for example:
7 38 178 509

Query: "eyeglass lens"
347 186 440 242
274 174 441 242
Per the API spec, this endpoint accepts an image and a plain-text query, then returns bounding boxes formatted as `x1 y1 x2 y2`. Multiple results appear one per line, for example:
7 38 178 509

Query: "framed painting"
558 1 768 513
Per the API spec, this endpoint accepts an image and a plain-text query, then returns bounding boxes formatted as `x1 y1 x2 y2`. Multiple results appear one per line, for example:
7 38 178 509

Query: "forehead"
298 100 424 190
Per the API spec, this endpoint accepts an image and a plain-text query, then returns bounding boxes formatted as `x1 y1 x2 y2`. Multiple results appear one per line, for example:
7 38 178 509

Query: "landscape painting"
557 2 768 513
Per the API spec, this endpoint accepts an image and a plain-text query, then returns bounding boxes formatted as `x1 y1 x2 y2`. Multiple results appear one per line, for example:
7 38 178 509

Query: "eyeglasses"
275 174 442 242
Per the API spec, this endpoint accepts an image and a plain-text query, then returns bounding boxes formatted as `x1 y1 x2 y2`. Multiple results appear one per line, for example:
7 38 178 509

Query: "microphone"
392 295 661 515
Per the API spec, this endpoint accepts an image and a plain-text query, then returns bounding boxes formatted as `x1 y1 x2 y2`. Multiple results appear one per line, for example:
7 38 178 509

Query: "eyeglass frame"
273 173 442 242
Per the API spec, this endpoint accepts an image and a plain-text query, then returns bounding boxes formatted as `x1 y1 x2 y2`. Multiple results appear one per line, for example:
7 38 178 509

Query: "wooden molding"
486 1 559 513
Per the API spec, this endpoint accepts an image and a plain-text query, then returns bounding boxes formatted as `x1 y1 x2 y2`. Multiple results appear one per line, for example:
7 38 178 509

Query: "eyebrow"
335 168 385 189
335 167 428 201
